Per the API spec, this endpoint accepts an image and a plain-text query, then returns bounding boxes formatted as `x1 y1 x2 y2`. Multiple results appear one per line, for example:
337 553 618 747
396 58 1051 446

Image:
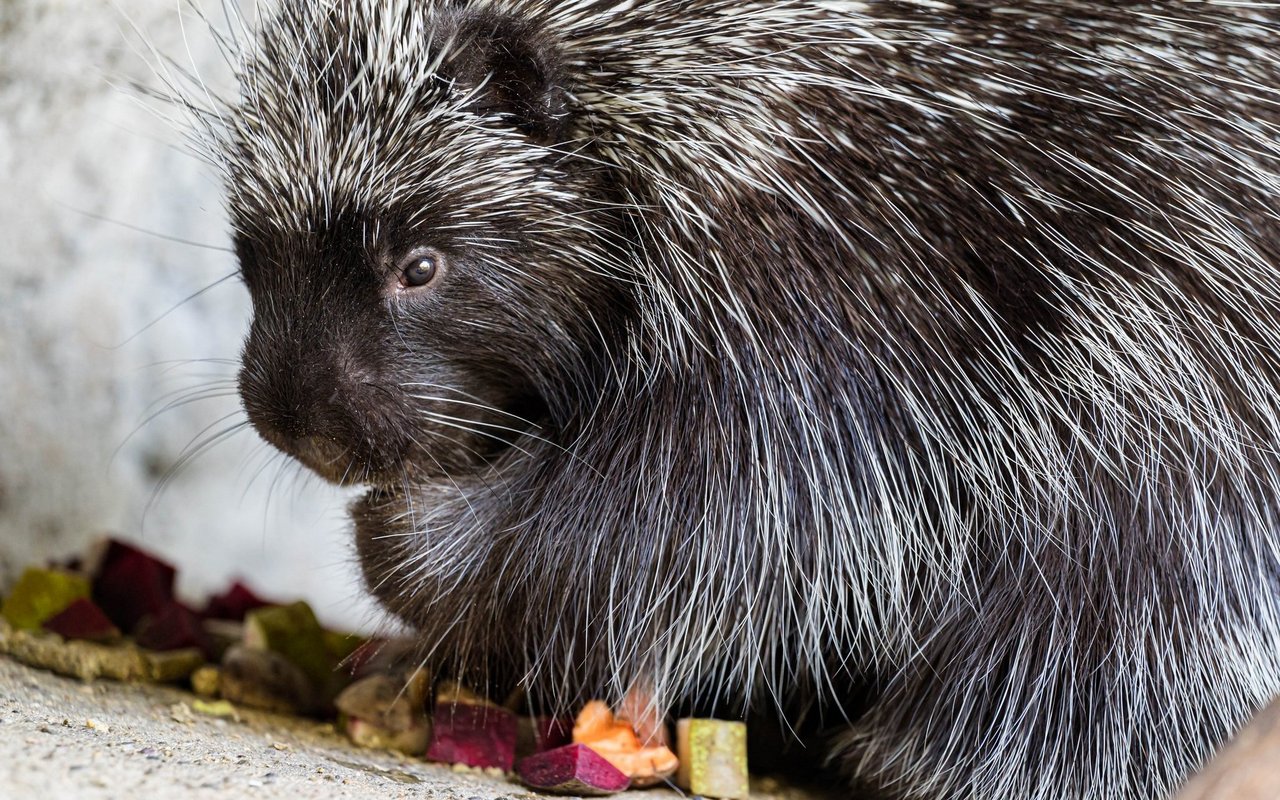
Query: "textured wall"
0 0 382 631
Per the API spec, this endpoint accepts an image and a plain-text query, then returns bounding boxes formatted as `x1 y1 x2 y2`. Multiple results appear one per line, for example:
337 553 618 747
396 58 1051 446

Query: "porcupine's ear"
452 11 569 143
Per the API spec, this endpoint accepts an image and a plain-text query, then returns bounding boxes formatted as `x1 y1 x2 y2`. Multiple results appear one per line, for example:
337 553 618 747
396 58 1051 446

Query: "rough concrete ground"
0 656 826 800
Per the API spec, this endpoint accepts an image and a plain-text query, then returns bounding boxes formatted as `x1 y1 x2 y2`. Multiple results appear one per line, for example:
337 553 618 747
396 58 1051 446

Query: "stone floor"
0 656 827 800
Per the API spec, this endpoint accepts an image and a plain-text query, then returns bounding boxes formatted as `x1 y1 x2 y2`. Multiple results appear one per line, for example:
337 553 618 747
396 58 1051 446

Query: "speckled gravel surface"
0 656 825 800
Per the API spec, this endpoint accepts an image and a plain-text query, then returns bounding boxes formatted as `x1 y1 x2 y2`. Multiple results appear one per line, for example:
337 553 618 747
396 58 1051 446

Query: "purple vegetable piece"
518 715 577 758
535 717 575 752
92 540 176 632
202 581 269 621
426 701 518 771
135 602 212 657
517 744 631 795
42 598 120 642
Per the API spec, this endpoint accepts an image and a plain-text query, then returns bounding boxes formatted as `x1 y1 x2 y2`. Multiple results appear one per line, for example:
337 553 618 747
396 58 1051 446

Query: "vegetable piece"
192 699 237 718
619 682 671 747
334 673 429 733
426 699 518 771
537 716 576 750
517 743 631 795
0 617 200 682
41 597 120 642
219 643 318 715
202 581 269 621
243 602 344 703
322 629 367 666
135 602 212 657
190 664 221 697
434 680 493 706
145 647 206 682
675 718 749 800
339 637 418 679
342 638 385 678
518 716 575 757
201 618 244 660
344 714 432 755
572 700 679 786
92 540 176 631
2 567 91 631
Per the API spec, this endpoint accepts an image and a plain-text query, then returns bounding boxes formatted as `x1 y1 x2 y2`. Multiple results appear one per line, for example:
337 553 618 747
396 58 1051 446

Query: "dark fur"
221 2 1280 797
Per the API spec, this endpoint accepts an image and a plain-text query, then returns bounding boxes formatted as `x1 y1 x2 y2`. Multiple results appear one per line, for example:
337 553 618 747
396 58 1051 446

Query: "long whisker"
409 401 604 479
142 416 251 529
111 271 241 348
400 382 544 427
241 441 289 503
415 410 542 461
405 428 514 505
113 382 241 464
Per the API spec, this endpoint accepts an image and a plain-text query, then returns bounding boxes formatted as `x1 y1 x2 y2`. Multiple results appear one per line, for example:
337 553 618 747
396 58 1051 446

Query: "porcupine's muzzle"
237 312 413 487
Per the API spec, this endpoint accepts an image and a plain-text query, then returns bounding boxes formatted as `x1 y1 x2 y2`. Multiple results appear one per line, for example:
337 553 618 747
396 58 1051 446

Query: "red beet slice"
517 744 631 795
202 581 269 621
535 716 575 752
518 715 576 758
92 540 176 632
134 602 212 657
41 598 120 642
426 701 518 771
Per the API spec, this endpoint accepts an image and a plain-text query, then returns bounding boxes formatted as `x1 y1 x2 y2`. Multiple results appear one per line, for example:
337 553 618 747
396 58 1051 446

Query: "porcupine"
202 0 1280 796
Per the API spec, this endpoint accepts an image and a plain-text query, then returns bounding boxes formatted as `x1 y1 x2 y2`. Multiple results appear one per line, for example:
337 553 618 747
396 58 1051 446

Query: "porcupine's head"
219 0 636 680
224 3 623 493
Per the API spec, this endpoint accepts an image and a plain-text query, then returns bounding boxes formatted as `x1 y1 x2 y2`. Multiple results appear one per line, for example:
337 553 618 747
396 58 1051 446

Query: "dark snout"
232 228 546 487
238 311 407 485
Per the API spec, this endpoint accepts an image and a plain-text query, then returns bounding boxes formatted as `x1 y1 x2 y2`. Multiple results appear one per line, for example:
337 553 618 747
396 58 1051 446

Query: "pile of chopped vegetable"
0 537 750 798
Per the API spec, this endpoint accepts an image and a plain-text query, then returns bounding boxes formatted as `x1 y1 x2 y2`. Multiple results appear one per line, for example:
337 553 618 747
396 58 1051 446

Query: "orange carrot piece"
572 700 679 786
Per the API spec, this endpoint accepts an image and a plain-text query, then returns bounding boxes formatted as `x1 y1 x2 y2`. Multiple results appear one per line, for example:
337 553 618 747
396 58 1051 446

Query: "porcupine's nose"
237 313 398 483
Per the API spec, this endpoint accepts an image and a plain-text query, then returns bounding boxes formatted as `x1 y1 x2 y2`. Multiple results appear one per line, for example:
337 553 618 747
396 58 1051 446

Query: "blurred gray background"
0 0 382 632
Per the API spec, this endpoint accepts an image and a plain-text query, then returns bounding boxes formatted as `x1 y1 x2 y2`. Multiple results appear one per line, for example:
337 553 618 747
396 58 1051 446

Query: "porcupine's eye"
396 248 442 289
